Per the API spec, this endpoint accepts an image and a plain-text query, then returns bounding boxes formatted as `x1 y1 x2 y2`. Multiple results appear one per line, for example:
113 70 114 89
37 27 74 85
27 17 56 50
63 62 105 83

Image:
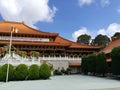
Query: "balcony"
0 53 81 66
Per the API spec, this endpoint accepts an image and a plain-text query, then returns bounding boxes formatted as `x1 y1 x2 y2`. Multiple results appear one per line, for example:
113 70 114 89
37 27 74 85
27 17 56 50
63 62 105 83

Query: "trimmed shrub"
0 64 14 81
14 64 28 80
81 56 89 74
28 64 39 80
54 69 62 75
87 54 97 75
0 66 2 81
39 63 51 79
65 67 72 75
111 46 120 75
61 67 66 74
96 53 108 76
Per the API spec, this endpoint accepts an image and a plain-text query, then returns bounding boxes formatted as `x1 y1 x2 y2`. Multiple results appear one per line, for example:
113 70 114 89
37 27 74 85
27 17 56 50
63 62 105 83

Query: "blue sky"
0 0 120 41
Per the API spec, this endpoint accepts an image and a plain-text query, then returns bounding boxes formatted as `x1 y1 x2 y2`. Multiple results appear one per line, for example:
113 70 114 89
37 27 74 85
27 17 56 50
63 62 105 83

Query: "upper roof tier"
0 20 101 49
0 20 58 36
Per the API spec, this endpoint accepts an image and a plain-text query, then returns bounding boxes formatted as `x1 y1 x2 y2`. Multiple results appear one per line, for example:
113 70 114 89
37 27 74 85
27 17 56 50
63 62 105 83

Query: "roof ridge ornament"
2 19 6 22
21 21 24 24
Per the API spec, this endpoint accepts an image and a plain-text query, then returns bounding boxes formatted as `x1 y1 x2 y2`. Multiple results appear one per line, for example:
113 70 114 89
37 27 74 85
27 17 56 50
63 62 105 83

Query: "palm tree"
35 51 40 59
20 51 27 58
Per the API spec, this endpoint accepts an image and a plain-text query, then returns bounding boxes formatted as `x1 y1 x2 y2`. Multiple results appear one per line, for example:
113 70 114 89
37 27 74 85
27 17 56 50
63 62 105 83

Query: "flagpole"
6 29 13 82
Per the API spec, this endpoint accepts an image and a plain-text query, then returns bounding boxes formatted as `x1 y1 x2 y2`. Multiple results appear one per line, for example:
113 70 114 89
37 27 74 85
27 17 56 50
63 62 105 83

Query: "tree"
91 34 110 48
77 34 91 44
111 46 120 75
111 32 120 38
96 53 108 76
35 51 40 59
19 51 27 58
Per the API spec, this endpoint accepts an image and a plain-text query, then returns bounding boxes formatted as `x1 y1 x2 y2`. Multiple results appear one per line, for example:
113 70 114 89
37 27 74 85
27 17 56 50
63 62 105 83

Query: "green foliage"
28 64 39 80
111 32 120 38
87 54 97 74
54 69 62 75
0 64 14 81
91 34 110 48
48 64 54 71
81 56 89 74
14 64 28 80
39 63 51 79
61 67 66 74
77 34 91 44
111 46 120 75
96 53 108 75
65 67 72 74
0 67 2 81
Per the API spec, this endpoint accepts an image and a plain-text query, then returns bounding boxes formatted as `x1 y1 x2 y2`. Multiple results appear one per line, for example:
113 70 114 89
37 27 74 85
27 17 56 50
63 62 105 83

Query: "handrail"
0 54 81 66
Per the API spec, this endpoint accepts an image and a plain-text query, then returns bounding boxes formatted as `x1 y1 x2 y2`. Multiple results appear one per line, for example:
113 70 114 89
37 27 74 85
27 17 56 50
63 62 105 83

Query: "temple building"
101 37 120 62
0 20 101 73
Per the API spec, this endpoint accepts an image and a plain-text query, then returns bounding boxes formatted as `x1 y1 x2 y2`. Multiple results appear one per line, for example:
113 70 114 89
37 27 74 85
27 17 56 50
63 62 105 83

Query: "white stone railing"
0 36 50 42
0 54 81 66
41 56 81 61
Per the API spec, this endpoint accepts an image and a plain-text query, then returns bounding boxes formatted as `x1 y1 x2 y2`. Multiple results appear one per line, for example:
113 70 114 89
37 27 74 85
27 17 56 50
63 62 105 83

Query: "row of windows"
0 36 50 42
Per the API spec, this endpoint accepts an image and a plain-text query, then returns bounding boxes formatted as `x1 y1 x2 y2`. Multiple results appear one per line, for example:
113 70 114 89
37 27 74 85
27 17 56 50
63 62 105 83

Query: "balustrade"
0 54 81 66
0 36 50 42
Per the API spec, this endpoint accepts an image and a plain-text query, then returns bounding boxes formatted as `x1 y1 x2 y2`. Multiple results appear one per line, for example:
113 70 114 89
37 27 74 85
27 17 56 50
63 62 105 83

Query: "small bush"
0 67 2 81
14 64 28 80
65 67 72 74
28 64 39 80
0 64 14 81
54 69 58 75
54 69 62 75
61 67 66 74
39 63 51 79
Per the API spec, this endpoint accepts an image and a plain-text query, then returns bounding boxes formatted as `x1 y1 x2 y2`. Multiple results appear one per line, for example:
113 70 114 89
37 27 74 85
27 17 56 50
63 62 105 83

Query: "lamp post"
6 29 13 82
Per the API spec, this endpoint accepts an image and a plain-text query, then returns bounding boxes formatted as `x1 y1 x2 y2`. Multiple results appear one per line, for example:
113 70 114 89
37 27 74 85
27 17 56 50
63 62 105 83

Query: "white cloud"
72 23 120 41
97 29 107 35
72 27 90 41
101 0 110 7
97 23 120 37
0 0 57 28
78 0 94 6
117 8 120 14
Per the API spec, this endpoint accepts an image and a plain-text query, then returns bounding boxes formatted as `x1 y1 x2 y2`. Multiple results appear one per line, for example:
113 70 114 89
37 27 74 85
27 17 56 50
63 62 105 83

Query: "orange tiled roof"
101 37 120 54
55 36 101 49
0 41 70 46
69 62 81 66
0 20 58 36
0 21 101 50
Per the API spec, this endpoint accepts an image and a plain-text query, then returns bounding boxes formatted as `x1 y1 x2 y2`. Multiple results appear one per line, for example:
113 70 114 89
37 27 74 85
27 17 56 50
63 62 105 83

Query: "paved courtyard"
0 75 120 90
